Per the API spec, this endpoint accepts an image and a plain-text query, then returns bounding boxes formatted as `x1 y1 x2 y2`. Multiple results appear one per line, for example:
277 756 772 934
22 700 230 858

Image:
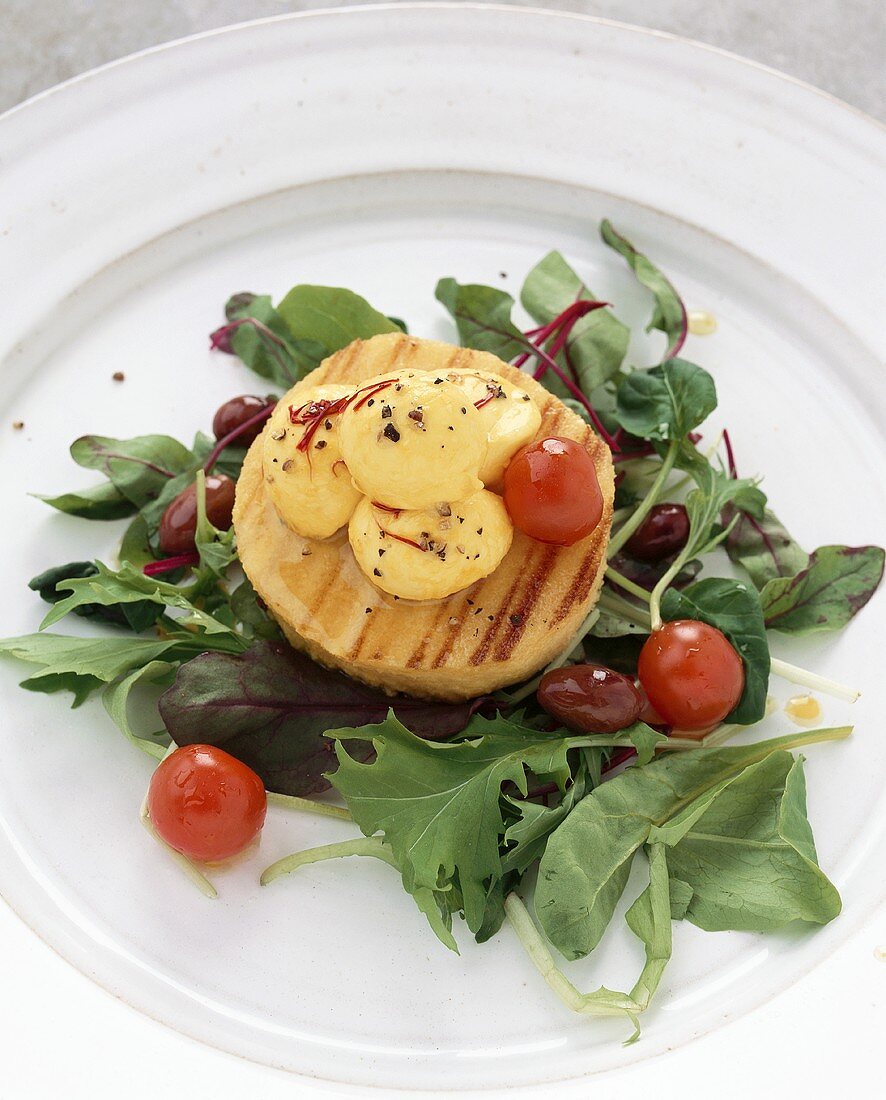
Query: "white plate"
1 5 885 1092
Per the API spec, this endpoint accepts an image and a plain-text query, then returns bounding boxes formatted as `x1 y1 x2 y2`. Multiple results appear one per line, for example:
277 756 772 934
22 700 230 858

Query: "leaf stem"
504 893 641 1037
143 551 200 577
266 791 353 820
604 567 654 604
597 590 653 630
261 835 395 887
769 659 860 703
607 440 679 558
647 514 739 631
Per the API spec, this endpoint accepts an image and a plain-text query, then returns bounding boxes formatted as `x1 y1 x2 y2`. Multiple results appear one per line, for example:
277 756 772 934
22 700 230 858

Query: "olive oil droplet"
785 694 821 726
688 310 718 335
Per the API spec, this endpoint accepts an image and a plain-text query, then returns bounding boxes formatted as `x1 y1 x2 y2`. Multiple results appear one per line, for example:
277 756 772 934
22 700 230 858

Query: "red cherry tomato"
147 744 267 862
503 437 604 546
636 684 667 728
638 620 745 730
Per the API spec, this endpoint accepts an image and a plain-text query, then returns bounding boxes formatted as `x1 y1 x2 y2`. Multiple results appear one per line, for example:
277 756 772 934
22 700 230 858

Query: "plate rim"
1 4 885 1091
3 2 885 137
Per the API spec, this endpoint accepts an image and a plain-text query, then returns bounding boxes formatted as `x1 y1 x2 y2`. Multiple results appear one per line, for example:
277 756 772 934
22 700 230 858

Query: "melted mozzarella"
445 367 541 485
262 383 362 539
348 490 513 600
338 370 487 510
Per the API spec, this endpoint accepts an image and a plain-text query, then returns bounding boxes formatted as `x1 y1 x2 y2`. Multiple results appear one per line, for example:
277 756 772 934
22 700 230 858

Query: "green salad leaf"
535 729 846 960
616 359 717 442
500 758 598 877
34 432 223 550
39 561 243 639
102 660 176 760
680 459 766 560
520 251 629 393
34 479 135 520
761 544 885 634
29 561 161 632
277 285 401 356
222 291 321 387
601 219 687 358
652 753 841 930
119 514 156 569
725 505 809 589
219 287 402 387
71 434 196 507
329 713 574 936
624 843 675 1011
0 634 200 704
37 433 197 527
434 278 526 360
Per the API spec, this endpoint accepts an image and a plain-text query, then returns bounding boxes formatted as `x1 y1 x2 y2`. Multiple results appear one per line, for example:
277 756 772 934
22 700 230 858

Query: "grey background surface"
3 0 885 120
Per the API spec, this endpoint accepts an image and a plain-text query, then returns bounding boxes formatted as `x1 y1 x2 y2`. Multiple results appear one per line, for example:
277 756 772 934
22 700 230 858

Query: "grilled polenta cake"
233 333 614 700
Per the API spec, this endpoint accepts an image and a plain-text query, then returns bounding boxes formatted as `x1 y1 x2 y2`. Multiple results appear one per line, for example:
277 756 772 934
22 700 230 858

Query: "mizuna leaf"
29 561 161 632
39 561 242 639
20 670 103 708
679 458 766 562
0 634 195 702
329 713 573 933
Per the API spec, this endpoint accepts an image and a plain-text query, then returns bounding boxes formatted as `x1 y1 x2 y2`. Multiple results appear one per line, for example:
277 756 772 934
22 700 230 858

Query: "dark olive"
158 474 236 555
538 664 643 734
212 395 274 447
624 503 690 563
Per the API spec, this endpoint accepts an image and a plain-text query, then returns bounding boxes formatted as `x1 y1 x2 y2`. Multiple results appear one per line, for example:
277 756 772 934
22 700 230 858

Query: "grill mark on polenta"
468 545 546 666
430 598 473 667
390 334 417 372
347 614 376 661
328 341 362 384
306 553 348 621
550 529 607 627
491 545 560 660
405 600 453 668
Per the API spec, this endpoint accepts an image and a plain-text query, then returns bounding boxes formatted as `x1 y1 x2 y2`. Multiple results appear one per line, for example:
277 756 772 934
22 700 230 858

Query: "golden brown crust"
233 334 614 700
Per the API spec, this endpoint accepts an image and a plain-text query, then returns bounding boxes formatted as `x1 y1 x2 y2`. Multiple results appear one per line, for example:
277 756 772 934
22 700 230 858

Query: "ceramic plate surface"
1 5 884 1091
